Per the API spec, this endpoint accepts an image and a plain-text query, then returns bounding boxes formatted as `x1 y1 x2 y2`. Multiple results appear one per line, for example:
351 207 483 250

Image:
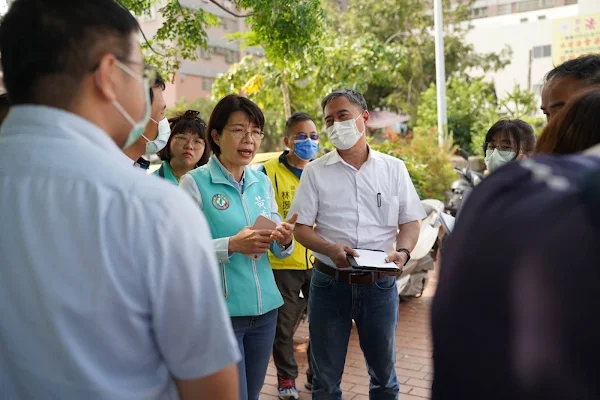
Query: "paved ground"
261 265 438 400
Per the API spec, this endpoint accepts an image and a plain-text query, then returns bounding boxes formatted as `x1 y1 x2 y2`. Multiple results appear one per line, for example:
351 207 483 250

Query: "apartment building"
465 0 600 98
138 0 261 108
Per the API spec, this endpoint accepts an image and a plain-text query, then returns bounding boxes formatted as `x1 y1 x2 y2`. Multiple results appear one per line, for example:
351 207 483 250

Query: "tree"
321 0 512 117
120 0 324 98
470 85 546 155
417 77 497 153
230 0 324 118
120 0 220 80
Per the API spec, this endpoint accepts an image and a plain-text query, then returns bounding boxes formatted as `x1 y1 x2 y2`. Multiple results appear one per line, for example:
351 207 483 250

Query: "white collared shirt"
288 147 426 266
0 106 240 400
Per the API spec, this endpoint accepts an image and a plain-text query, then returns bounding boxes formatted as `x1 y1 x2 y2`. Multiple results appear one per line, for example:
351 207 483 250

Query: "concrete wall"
466 0 600 104
466 4 578 98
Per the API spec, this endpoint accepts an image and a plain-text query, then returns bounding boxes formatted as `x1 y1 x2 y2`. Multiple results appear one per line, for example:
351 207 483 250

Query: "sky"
0 1 8 16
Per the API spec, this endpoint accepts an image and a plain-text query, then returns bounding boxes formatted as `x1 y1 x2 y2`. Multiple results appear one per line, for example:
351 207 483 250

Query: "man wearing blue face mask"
259 112 318 399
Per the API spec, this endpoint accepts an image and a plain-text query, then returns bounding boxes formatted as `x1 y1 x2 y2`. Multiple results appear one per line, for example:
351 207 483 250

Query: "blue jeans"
309 269 399 400
231 309 278 400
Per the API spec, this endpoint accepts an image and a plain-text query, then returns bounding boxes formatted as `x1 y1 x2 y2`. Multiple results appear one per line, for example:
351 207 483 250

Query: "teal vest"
152 161 178 185
188 157 284 317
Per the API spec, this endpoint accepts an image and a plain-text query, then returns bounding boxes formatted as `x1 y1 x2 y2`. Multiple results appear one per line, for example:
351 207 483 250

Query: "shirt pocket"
379 194 400 227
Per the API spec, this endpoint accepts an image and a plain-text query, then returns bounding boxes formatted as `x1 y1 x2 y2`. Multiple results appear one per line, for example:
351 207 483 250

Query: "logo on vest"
212 194 230 210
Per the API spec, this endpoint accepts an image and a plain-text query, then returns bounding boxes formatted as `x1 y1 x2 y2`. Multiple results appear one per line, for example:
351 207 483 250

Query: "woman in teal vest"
179 95 297 400
153 109 210 184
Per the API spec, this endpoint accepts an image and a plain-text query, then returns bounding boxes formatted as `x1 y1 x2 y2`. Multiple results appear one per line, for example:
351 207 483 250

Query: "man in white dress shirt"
289 89 426 399
0 1 239 399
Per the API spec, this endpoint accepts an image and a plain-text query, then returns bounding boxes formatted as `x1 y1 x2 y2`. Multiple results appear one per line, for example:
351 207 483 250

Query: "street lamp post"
433 0 448 147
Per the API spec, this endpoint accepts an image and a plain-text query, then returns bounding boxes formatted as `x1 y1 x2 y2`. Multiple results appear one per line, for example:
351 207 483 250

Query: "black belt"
314 260 398 285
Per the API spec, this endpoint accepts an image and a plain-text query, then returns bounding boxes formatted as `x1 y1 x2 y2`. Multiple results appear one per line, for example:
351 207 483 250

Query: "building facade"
465 0 600 99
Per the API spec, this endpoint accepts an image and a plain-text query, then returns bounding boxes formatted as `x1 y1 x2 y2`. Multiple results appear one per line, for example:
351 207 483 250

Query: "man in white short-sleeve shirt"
0 2 239 399
289 89 425 399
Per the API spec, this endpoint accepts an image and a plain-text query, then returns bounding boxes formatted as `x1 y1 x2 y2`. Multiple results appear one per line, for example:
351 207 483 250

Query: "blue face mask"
293 139 319 161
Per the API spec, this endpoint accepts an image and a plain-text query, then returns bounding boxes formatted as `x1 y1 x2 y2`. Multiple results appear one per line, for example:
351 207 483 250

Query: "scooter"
396 198 447 300
444 149 484 217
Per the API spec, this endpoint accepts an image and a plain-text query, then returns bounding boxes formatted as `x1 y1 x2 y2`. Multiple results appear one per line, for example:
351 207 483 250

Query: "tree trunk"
280 70 292 120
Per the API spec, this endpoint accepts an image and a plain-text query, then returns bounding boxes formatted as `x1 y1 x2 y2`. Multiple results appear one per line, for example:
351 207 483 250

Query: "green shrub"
369 127 456 200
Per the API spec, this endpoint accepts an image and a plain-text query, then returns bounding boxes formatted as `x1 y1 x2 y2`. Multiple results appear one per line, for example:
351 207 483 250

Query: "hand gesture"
270 212 298 248
325 244 359 269
229 227 274 255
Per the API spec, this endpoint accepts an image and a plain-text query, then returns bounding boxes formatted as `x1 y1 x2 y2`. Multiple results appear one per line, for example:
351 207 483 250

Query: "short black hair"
483 119 536 159
0 0 139 108
149 73 166 104
0 92 8 108
284 112 314 136
321 89 368 112
207 95 265 157
545 55 600 85
0 92 9 124
158 110 210 167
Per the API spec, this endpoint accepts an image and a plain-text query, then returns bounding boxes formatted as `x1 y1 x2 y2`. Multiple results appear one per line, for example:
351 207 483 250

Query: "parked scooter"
396 198 448 300
444 149 484 217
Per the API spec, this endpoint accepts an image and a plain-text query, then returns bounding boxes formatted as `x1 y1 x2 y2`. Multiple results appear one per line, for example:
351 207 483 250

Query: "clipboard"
346 249 400 272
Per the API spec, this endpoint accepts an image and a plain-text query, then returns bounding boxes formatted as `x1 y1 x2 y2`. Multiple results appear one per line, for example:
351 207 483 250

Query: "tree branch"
207 0 252 18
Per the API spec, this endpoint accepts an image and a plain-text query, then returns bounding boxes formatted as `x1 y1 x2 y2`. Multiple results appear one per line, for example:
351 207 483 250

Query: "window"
532 44 551 59
470 6 488 19
202 77 212 91
517 0 538 12
198 47 212 60
225 50 237 64
564 0 578 4
520 17 528 23
498 4 512 15
221 17 235 32
541 0 553 7
538 15 546 20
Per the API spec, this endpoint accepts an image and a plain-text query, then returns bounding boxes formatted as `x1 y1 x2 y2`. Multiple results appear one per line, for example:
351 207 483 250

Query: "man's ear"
94 53 119 102
362 110 370 125
283 135 290 149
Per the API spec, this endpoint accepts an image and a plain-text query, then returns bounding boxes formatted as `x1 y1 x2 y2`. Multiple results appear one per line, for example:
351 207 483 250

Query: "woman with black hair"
179 95 296 400
153 109 209 184
483 119 536 173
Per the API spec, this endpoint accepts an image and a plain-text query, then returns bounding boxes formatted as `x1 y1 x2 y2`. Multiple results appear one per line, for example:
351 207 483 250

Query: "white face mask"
143 117 171 156
327 113 365 150
485 149 516 172
112 60 151 149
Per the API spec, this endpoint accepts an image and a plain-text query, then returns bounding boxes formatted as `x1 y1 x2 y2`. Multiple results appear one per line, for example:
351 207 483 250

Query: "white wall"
466 5 579 98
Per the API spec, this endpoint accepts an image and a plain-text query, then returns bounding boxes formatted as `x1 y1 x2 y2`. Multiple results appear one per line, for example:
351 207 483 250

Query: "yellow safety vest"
263 156 312 270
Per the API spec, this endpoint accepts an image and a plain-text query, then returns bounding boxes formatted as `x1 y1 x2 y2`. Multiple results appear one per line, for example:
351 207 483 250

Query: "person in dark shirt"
0 92 9 125
432 148 600 400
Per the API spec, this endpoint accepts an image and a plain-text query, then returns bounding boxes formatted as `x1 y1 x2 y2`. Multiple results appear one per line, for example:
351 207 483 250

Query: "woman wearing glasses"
483 119 536 173
179 95 296 400
154 110 209 184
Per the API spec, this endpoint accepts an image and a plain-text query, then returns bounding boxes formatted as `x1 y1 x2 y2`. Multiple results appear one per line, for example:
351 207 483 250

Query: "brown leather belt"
314 260 399 285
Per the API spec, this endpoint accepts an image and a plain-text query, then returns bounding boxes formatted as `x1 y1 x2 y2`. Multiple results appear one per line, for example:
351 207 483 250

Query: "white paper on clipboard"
347 249 400 272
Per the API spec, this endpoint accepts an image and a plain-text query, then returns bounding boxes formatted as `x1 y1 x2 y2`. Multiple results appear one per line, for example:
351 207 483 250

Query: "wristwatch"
396 248 411 266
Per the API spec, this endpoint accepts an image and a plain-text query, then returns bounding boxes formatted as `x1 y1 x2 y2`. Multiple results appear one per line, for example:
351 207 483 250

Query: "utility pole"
433 0 448 147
